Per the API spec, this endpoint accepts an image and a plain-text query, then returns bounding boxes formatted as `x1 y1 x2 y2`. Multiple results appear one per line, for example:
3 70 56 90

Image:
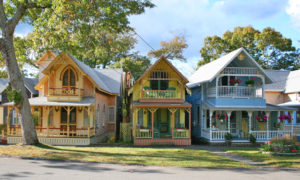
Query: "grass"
224 147 300 168
0 144 253 168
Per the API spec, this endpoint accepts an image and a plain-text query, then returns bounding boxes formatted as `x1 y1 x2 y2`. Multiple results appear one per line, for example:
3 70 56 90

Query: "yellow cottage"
129 57 192 146
3 51 123 145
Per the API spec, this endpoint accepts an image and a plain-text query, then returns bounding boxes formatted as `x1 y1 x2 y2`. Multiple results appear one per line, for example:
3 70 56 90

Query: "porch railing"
212 130 229 140
201 129 210 139
136 129 152 138
142 90 179 99
49 87 84 96
208 86 262 98
173 129 189 138
7 126 95 138
223 67 258 75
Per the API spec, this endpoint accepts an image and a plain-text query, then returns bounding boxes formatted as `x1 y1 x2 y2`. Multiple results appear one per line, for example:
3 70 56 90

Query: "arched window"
62 68 76 87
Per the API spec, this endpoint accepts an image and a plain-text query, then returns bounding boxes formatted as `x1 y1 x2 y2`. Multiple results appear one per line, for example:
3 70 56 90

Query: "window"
84 109 89 126
102 105 106 126
108 107 115 122
62 68 76 87
221 76 228 86
138 109 143 126
175 110 180 127
150 71 169 90
48 108 54 126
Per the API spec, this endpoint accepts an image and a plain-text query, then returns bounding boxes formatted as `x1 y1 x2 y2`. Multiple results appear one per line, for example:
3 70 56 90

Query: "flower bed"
260 135 300 155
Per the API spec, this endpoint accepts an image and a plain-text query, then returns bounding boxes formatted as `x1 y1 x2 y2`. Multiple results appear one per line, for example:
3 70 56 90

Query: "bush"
225 133 233 141
261 135 300 153
250 134 256 145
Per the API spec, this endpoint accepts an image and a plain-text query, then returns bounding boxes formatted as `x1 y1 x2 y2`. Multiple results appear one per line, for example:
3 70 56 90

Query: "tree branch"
0 0 7 28
8 1 51 35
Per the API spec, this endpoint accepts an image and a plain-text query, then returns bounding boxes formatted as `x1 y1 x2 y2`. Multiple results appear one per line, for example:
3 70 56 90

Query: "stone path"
191 145 265 166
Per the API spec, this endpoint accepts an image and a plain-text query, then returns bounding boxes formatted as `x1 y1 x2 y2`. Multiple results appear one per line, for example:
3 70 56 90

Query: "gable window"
62 68 76 87
150 71 169 90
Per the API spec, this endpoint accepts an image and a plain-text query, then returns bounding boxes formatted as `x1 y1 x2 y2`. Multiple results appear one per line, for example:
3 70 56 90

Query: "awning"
2 96 95 107
133 101 191 108
278 101 300 107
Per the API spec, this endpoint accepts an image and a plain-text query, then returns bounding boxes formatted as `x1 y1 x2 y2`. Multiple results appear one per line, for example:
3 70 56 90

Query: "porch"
200 109 295 143
132 103 192 146
4 97 96 145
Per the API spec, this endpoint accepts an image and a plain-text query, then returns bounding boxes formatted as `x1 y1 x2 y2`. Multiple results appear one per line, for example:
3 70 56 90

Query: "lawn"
224 147 300 168
0 144 253 168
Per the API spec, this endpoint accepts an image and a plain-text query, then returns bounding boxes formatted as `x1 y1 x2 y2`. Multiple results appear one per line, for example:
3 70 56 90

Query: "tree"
148 35 188 61
198 26 300 70
0 0 154 145
110 54 151 123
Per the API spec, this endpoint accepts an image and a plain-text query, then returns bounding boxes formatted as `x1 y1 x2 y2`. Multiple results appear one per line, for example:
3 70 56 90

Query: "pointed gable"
188 48 273 88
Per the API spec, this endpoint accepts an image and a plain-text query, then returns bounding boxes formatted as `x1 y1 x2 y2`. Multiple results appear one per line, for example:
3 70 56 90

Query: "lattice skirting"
134 138 191 146
7 137 91 146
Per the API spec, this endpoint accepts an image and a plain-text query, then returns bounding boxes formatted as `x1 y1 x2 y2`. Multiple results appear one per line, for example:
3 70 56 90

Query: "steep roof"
285 69 300 93
188 48 273 88
0 78 38 95
134 56 189 85
39 51 122 95
264 70 290 92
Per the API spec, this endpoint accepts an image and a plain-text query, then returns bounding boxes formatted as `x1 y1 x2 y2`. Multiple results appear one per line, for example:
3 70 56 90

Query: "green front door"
154 109 171 138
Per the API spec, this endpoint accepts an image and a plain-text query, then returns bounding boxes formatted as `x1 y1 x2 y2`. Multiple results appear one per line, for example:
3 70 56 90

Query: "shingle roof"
2 96 95 106
0 78 38 95
0 78 8 94
285 69 300 93
264 70 290 92
188 48 273 88
66 53 122 94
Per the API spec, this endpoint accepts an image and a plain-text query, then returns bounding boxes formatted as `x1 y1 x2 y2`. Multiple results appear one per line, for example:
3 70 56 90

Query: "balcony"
208 86 262 98
48 87 84 102
223 67 258 75
140 88 183 103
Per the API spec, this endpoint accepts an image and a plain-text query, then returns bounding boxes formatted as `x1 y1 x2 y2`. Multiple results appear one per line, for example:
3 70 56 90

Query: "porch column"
209 110 213 140
168 108 177 139
46 107 49 136
289 111 294 136
266 111 270 139
189 107 191 138
133 107 137 138
15 108 18 127
87 107 90 137
226 111 232 132
248 111 253 135
7 107 11 135
148 108 157 139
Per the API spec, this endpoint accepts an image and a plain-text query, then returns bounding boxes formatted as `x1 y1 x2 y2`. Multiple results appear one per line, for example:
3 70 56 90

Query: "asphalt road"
0 157 299 180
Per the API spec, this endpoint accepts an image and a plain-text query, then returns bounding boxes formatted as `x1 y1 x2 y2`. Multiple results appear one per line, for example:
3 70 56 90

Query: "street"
0 157 299 180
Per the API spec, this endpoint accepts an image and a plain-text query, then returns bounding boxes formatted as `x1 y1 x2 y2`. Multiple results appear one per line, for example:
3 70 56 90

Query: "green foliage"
199 26 300 70
110 54 151 80
249 134 256 145
260 135 299 153
148 36 188 61
6 88 22 104
225 133 233 141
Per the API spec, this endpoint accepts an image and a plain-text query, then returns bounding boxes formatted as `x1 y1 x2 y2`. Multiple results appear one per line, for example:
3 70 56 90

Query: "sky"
15 0 300 78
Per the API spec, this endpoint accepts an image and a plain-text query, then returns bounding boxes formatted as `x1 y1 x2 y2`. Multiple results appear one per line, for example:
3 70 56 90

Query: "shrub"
225 133 233 141
261 135 299 153
250 134 256 145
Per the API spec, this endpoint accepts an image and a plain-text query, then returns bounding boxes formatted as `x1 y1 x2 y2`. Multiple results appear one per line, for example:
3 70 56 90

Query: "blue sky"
16 0 300 77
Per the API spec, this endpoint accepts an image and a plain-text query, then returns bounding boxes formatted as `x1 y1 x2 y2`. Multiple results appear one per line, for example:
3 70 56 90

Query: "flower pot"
234 84 238 86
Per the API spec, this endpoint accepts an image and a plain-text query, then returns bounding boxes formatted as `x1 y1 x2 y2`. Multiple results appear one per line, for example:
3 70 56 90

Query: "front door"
154 109 171 138
230 111 240 138
60 107 77 136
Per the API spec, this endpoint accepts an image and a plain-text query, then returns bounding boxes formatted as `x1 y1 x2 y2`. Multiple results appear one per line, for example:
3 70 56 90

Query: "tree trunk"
1 33 39 145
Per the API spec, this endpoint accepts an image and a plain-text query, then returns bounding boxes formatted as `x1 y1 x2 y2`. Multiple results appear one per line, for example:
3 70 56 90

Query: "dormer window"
150 70 169 90
62 67 76 87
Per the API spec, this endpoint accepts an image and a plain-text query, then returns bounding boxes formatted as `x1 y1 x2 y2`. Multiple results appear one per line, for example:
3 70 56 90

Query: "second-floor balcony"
141 87 183 102
207 86 262 98
223 67 258 75
48 87 84 102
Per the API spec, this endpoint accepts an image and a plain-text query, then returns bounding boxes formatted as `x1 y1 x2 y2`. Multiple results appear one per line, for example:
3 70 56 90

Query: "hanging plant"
216 113 228 123
279 115 291 123
230 77 242 86
256 113 267 122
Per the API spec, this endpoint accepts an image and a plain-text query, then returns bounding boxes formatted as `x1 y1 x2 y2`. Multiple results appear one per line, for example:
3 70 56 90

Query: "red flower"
292 149 298 153
280 150 283 153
